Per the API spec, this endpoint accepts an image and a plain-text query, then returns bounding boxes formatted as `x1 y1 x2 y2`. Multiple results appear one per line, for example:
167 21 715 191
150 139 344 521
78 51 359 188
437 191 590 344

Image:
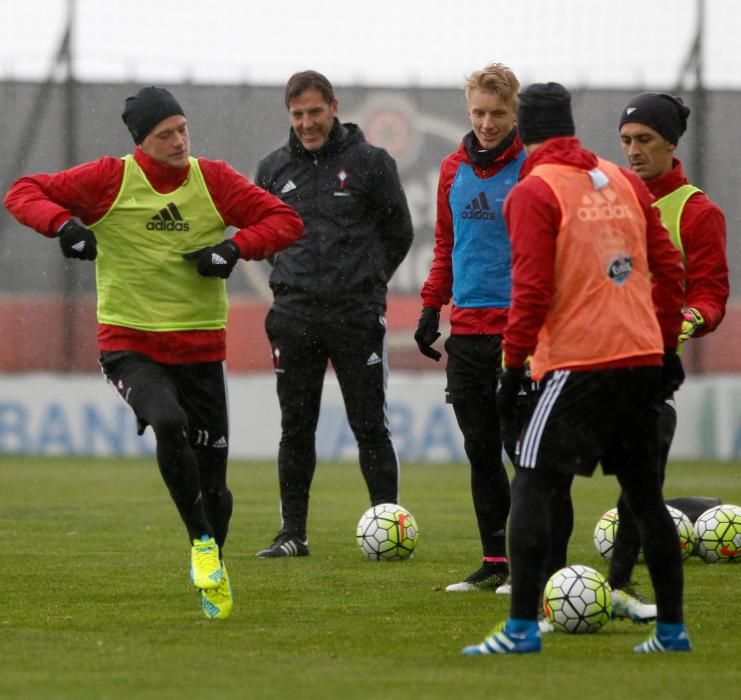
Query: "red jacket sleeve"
501 176 559 367
419 156 458 310
623 169 685 348
3 157 124 235
679 193 729 335
199 159 303 260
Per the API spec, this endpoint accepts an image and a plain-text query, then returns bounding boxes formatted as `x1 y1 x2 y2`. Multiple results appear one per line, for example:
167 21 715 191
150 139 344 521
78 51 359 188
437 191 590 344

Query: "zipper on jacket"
312 153 322 281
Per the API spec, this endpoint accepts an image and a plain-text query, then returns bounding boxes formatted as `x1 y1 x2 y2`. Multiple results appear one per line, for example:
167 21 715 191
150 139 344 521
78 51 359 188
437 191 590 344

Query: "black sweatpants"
445 335 510 559
100 351 233 551
265 309 399 538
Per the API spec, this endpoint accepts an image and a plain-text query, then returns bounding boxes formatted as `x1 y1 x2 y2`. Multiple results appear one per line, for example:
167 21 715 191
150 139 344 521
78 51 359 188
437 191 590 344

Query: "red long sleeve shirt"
645 158 728 336
4 147 304 363
503 137 685 369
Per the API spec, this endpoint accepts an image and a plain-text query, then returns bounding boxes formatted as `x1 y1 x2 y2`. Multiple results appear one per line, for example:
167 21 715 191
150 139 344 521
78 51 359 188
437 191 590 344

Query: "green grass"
0 456 739 700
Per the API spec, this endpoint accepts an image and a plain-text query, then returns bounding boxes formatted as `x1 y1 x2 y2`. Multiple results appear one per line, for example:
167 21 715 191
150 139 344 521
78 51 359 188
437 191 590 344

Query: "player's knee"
279 432 314 451
149 408 189 444
353 424 392 446
136 387 189 442
458 420 490 445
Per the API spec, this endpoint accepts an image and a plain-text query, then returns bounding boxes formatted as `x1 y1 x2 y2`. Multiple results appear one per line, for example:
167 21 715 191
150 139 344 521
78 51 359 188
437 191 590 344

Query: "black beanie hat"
121 86 185 144
618 92 690 145
517 82 575 145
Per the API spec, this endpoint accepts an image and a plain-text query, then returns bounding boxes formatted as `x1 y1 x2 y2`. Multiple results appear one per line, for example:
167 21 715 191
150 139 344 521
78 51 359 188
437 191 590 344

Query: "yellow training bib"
91 156 227 331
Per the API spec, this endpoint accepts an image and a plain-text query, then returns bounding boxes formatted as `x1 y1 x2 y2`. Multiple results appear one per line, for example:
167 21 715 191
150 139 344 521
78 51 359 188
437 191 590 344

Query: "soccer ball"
694 504 741 563
593 504 695 561
356 503 419 561
593 507 620 560
543 565 612 634
667 504 696 560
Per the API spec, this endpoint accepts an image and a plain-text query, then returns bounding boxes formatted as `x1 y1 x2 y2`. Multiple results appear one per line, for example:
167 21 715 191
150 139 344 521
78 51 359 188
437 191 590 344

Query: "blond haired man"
463 82 688 656
415 63 524 592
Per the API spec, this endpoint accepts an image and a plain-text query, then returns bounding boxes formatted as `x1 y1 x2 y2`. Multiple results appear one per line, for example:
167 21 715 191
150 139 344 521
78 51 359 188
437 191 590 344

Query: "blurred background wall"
2 0 739 458
1 81 739 373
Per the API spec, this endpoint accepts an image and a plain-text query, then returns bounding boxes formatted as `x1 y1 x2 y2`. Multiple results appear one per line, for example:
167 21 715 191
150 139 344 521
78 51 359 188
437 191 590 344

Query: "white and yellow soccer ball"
593 507 620 560
593 504 696 561
356 503 419 561
543 565 612 634
694 504 741 563
667 504 697 560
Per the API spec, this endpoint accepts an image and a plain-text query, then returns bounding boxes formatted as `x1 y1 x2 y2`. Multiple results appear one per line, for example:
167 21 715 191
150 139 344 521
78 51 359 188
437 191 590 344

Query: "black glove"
496 366 526 462
414 307 441 361
58 220 97 260
661 349 685 400
182 239 240 279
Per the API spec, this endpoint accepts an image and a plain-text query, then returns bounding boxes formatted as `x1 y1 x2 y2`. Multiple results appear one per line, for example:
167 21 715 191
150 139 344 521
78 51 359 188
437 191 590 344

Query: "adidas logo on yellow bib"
147 202 190 231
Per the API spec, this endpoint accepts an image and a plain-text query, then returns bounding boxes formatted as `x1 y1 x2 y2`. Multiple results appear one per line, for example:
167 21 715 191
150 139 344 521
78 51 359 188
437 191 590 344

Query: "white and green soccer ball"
668 505 697 560
543 564 612 634
593 504 696 561
593 507 620 560
356 503 419 561
694 504 741 563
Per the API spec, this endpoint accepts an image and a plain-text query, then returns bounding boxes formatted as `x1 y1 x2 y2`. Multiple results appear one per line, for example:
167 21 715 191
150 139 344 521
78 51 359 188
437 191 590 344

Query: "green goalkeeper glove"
679 307 703 344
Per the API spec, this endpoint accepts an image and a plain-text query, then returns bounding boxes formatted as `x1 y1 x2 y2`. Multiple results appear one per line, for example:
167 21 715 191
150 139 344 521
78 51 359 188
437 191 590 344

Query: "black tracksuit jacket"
256 120 414 320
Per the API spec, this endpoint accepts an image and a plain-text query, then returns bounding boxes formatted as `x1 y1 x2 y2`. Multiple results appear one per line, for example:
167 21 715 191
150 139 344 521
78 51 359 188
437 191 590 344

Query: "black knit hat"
517 82 575 145
121 86 185 144
619 92 690 145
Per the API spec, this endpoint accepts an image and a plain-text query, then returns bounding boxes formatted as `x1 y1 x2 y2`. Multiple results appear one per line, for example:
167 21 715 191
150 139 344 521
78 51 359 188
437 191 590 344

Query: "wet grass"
0 456 739 700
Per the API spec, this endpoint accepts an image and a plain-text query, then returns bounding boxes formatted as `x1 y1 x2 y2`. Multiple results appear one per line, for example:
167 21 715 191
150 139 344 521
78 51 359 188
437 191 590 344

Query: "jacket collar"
644 158 688 199
520 137 599 179
462 127 520 170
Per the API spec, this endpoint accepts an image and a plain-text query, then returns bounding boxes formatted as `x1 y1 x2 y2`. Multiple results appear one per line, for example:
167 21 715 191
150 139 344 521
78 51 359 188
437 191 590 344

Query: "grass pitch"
0 456 739 700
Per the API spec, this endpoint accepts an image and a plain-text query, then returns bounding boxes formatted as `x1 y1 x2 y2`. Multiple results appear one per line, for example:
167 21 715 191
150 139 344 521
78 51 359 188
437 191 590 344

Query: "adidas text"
147 202 190 231
462 209 496 220
147 219 190 232
577 201 633 222
462 192 496 220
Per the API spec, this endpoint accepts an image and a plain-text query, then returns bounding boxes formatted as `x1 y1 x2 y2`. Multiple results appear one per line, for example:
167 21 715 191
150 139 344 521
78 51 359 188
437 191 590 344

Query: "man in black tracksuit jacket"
254 70 414 557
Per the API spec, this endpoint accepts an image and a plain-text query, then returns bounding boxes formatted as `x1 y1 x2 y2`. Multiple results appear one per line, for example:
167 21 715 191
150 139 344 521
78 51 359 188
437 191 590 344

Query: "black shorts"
444 334 503 404
517 365 662 477
99 351 229 449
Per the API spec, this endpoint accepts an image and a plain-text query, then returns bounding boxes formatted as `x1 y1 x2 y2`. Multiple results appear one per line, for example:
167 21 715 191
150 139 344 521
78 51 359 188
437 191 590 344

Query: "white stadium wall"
1 372 740 461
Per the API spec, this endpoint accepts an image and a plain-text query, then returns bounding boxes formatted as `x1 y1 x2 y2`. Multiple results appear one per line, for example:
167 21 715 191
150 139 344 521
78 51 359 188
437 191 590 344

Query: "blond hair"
464 63 520 111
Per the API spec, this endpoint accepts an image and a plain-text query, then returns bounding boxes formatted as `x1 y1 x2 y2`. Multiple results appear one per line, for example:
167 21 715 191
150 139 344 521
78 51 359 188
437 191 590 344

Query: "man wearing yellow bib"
4 87 304 620
608 92 729 607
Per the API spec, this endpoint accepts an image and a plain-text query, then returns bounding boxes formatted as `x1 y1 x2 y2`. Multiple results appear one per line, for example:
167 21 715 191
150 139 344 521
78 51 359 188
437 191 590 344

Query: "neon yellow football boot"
190 535 222 590
201 560 233 620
